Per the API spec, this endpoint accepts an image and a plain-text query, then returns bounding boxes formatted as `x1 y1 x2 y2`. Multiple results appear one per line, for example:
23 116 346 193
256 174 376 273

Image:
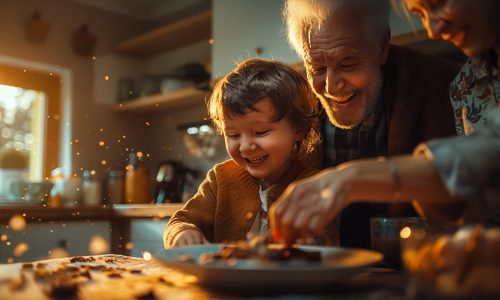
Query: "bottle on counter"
82 170 103 206
107 170 124 205
125 152 152 204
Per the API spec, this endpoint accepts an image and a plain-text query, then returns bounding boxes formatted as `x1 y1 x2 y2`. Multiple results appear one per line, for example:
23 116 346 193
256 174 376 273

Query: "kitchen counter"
0 204 184 255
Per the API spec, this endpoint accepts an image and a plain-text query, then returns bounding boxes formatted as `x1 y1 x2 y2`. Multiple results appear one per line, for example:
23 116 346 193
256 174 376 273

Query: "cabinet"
109 11 212 113
0 222 109 263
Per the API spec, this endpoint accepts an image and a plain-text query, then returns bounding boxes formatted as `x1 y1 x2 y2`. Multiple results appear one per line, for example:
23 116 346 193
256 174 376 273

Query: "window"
0 64 61 180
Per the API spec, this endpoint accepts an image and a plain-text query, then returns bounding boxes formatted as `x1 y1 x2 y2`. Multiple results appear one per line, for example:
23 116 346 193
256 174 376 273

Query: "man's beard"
318 72 383 129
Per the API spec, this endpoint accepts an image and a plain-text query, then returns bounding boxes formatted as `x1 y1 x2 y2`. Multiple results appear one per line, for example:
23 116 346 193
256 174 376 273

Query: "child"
164 58 329 248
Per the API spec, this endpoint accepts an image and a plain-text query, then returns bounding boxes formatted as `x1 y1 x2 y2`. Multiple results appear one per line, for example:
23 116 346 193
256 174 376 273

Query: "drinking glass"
370 217 425 269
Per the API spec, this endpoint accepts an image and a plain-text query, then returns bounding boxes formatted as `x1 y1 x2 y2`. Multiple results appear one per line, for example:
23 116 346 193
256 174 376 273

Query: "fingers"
271 182 315 245
270 184 306 245
200 235 209 245
270 169 352 245
172 229 208 248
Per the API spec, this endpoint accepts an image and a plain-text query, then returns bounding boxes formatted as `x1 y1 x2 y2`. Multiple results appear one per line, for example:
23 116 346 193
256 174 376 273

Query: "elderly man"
281 0 459 249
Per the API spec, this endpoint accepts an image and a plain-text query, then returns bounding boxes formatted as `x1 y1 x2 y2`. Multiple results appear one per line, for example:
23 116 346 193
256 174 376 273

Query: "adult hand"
270 166 356 245
170 229 209 248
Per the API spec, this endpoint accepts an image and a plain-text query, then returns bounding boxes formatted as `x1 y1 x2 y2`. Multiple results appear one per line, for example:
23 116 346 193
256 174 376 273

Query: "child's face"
223 97 303 189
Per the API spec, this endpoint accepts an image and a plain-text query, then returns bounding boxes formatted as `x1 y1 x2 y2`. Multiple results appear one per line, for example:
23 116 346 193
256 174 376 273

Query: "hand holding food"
270 165 361 245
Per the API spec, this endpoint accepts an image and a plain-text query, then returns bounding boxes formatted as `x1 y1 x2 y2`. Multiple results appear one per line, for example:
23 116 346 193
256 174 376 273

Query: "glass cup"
370 217 425 269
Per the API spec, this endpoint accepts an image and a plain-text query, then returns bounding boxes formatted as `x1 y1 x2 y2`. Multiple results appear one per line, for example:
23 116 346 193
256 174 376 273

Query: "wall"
212 0 299 78
0 0 150 176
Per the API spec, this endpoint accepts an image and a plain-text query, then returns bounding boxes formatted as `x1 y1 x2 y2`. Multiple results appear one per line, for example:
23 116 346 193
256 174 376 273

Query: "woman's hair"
285 0 390 60
208 58 320 154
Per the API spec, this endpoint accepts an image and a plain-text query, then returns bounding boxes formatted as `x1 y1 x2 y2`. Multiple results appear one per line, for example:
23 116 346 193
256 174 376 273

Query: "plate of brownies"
153 241 382 292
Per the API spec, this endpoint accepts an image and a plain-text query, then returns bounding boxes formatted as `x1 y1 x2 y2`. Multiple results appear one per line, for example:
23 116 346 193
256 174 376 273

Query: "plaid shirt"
321 102 391 249
322 107 388 166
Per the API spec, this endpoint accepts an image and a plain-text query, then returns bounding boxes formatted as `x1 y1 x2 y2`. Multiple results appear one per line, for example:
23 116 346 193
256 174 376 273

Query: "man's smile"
326 91 357 105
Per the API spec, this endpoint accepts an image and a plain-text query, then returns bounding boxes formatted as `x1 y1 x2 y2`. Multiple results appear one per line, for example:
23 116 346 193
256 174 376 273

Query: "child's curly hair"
208 58 320 154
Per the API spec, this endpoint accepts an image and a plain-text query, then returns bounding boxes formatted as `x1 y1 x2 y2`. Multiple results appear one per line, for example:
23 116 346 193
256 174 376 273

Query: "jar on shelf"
125 152 151 204
107 170 124 205
82 170 102 206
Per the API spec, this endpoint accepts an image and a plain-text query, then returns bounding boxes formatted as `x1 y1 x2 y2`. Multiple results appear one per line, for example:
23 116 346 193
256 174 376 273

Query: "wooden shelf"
113 11 212 58
113 86 210 113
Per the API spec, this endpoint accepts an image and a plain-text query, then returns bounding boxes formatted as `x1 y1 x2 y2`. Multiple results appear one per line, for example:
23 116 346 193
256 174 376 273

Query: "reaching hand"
270 166 356 245
170 229 209 248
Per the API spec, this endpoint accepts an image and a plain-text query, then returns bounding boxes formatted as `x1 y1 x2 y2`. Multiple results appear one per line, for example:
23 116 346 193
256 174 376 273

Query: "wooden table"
0 204 184 256
0 254 410 300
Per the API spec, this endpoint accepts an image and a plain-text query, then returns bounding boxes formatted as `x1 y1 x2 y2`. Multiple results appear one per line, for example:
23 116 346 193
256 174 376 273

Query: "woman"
270 0 500 244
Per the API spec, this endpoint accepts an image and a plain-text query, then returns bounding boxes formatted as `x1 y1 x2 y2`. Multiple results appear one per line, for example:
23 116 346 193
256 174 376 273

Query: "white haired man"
278 0 460 249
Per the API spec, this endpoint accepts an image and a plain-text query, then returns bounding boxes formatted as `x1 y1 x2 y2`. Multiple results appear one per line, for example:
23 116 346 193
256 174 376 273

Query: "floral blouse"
415 50 500 223
449 51 500 135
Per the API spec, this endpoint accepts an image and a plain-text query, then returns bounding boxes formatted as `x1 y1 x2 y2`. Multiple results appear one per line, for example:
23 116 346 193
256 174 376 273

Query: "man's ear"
379 29 391 65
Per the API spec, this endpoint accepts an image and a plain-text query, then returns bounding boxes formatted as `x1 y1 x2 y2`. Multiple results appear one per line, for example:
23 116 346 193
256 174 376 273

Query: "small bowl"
7 180 53 204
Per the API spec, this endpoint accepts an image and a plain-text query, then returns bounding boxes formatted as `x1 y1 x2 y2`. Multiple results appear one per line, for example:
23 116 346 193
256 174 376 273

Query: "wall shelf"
113 11 212 58
113 86 210 113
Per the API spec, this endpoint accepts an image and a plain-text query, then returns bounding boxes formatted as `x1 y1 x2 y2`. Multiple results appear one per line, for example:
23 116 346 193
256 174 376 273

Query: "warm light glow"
98 141 105 146
101 160 107 165
9 215 26 231
104 75 110 81
143 251 152 261
400 226 412 239
208 38 214 45
320 188 333 200
90 170 96 176
49 247 69 259
13 243 29 256
0 234 7 241
89 235 109 254
125 242 133 250
136 151 143 159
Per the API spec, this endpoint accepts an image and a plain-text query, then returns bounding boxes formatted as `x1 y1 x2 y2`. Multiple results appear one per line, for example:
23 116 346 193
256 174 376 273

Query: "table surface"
0 254 411 300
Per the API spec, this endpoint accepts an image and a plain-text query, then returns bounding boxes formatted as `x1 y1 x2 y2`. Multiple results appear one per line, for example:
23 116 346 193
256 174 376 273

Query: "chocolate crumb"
70 256 95 263
136 289 156 299
47 278 79 299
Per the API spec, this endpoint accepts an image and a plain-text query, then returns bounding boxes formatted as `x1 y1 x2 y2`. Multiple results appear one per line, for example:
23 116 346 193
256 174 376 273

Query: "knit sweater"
164 158 332 248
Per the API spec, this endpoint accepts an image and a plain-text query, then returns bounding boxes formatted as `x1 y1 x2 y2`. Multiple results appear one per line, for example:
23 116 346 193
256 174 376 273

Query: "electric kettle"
154 160 196 203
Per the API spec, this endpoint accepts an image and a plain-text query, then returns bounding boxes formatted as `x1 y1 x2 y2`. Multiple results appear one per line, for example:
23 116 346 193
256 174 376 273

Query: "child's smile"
223 97 302 189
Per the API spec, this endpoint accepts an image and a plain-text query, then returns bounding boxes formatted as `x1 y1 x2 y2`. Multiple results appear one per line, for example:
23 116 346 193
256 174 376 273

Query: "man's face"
305 10 387 129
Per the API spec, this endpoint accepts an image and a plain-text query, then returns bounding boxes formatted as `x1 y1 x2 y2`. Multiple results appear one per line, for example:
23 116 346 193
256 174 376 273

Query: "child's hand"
171 229 209 248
